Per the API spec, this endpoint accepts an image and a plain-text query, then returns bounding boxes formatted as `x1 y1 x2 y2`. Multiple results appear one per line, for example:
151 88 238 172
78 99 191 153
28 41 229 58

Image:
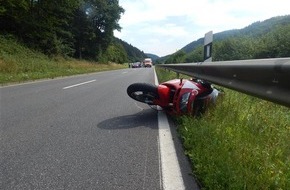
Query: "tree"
102 43 128 63
165 50 186 64
0 0 125 61
89 0 124 60
0 0 80 56
185 46 203 63
254 25 290 58
0 0 30 34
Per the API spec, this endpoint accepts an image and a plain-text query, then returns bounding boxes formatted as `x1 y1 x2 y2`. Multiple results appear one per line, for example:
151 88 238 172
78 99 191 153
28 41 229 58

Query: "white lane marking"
154 69 185 190
63 80 96 89
158 111 185 190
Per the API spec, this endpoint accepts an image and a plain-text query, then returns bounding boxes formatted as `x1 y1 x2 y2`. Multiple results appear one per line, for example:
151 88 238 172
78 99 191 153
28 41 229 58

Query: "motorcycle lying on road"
127 78 223 116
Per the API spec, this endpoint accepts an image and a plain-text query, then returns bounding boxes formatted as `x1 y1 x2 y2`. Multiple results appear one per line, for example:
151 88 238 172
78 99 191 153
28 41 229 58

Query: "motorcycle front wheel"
127 83 159 105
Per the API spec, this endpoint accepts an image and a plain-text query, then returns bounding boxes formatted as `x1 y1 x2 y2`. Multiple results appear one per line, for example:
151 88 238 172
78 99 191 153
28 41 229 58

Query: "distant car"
132 62 142 68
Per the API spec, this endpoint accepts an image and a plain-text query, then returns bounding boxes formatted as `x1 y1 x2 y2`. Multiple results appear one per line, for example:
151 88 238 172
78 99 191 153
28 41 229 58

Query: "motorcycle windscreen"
179 92 191 113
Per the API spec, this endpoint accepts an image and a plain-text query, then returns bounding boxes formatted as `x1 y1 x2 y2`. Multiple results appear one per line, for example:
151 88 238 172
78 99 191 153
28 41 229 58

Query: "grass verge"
0 35 127 85
155 67 290 190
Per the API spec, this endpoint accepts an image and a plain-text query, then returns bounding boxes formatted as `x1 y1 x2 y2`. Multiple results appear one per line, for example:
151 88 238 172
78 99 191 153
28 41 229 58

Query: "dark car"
132 62 142 68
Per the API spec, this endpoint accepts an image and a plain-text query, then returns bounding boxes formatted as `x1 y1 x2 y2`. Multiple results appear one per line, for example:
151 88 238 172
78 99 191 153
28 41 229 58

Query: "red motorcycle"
127 78 223 116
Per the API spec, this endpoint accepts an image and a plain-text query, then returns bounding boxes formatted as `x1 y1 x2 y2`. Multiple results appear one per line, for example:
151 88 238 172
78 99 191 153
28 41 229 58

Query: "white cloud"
115 0 290 56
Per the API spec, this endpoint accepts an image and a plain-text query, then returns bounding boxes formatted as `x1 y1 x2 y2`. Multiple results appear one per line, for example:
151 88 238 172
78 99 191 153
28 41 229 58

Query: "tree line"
0 0 144 63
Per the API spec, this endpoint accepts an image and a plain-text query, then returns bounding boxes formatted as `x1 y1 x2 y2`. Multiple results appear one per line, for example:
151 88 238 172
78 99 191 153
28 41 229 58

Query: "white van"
143 58 152 67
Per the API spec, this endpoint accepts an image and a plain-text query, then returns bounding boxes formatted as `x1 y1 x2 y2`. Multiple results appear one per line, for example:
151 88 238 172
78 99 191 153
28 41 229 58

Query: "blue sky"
114 0 290 57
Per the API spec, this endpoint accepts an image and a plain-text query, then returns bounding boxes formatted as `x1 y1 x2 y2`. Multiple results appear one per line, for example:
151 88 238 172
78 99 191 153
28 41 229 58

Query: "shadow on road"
97 109 158 130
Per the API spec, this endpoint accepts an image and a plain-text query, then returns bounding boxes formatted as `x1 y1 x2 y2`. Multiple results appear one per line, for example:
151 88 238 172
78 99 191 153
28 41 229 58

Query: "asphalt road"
0 68 199 190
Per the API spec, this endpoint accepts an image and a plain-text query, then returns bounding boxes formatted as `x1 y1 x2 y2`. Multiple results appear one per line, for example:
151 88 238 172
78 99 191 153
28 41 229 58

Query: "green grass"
155 67 290 190
0 35 127 84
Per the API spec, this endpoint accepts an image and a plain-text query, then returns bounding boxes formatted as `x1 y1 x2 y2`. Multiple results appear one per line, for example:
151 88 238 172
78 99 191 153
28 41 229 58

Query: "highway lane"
1 68 160 189
0 68 199 189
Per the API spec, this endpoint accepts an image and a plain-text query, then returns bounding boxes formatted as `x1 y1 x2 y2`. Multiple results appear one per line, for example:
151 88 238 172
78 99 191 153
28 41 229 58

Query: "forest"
162 15 290 64
0 0 146 63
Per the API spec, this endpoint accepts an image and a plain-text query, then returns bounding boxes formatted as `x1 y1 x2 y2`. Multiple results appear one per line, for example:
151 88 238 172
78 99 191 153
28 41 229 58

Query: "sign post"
204 31 213 62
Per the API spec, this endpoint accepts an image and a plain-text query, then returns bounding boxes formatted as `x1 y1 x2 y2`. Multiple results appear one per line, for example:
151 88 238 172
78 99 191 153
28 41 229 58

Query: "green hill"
115 38 147 62
181 15 290 53
145 53 159 61
160 15 290 63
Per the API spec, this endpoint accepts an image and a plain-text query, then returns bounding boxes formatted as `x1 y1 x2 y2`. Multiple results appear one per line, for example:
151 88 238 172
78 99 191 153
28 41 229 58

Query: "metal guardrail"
157 58 290 108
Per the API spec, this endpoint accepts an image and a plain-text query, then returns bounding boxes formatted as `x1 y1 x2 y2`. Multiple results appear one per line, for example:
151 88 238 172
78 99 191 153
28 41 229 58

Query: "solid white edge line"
154 68 185 190
63 80 96 89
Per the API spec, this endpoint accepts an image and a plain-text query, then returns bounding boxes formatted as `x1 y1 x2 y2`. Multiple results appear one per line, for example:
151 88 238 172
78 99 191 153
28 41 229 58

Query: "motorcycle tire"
127 83 159 105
